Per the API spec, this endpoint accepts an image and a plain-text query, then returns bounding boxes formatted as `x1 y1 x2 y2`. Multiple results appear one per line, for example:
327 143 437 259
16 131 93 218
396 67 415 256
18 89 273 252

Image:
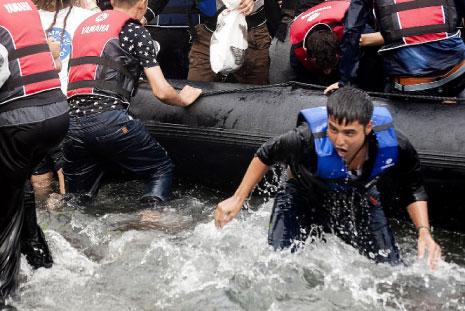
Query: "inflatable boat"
130 80 465 232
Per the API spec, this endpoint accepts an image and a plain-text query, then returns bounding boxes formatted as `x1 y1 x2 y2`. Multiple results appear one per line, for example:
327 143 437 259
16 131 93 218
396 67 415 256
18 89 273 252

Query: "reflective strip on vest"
0 0 60 105
289 0 348 71
298 106 399 182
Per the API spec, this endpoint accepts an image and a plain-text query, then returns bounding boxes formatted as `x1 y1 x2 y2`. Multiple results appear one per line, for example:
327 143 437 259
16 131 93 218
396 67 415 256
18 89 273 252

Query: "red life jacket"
376 0 458 52
68 10 141 101
0 0 60 106
290 0 348 71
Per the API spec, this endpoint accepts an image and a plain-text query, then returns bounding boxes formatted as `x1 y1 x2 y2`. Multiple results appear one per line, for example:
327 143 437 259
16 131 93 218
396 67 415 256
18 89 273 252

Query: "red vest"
290 0 348 71
68 10 141 101
376 0 458 52
0 0 60 105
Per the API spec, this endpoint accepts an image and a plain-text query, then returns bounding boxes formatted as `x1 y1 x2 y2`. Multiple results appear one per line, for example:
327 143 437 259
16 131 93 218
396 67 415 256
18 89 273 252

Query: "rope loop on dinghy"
189 81 464 104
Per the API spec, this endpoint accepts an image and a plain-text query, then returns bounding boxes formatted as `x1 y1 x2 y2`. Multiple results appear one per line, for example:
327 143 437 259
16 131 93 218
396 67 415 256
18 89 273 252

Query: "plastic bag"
0 44 10 88
210 0 248 75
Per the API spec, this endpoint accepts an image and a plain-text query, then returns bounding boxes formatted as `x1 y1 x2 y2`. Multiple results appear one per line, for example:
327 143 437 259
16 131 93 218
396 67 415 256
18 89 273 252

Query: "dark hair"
305 29 339 73
112 0 141 8
34 0 73 45
327 87 373 126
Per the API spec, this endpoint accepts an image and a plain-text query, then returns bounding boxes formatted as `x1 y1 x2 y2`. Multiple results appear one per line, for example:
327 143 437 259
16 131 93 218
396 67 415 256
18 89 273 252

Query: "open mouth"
336 148 348 157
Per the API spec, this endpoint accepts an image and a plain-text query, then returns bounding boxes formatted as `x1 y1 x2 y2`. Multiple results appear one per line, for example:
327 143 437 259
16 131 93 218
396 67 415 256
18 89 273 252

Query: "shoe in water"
21 227 53 269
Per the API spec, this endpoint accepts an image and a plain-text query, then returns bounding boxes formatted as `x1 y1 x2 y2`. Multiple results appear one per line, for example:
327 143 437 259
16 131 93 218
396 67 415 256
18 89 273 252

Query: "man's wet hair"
327 87 373 126
305 29 339 73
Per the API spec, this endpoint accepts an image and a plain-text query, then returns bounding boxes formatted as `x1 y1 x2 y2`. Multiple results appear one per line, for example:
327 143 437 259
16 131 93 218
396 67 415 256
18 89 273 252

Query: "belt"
394 59 465 92
203 6 266 32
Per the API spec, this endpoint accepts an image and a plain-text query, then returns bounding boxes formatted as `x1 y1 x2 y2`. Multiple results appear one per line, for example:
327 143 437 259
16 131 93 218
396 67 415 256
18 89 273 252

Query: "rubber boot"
20 182 53 269
140 171 173 204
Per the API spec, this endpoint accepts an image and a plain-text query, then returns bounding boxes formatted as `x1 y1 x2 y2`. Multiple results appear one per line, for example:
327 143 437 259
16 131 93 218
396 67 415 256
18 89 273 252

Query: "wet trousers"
63 110 173 201
268 180 401 264
0 111 69 301
187 24 271 85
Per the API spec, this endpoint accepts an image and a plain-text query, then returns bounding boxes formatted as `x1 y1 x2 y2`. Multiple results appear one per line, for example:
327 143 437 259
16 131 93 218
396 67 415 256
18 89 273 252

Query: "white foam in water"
13 182 465 310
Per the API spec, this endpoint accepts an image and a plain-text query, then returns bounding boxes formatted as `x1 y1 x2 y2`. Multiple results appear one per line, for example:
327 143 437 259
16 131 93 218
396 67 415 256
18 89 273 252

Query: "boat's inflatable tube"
130 81 465 231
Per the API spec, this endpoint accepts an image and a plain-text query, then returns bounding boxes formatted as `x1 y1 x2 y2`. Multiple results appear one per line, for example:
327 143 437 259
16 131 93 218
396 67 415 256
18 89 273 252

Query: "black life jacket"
375 0 459 52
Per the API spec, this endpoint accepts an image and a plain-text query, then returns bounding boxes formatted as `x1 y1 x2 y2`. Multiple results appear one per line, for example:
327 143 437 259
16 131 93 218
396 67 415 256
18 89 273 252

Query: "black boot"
20 182 53 269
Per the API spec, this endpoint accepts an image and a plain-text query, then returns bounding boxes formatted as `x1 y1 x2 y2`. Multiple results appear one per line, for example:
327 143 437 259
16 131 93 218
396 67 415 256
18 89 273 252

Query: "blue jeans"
63 110 173 201
268 180 401 264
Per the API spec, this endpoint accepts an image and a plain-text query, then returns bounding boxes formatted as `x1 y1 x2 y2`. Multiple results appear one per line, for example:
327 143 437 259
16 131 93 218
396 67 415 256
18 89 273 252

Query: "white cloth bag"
210 0 248 74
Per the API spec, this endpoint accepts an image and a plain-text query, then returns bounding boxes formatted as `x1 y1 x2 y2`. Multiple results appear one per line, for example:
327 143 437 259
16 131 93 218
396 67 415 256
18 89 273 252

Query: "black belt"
203 6 266 32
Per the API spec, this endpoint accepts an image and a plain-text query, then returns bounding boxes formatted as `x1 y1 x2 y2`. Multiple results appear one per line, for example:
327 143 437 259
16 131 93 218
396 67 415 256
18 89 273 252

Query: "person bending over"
63 2 201 203
215 87 441 269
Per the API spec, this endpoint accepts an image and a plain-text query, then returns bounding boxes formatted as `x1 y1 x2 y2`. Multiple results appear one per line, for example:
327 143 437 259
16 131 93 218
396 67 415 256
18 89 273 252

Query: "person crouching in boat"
325 0 465 96
215 87 441 269
63 3 202 203
289 0 384 91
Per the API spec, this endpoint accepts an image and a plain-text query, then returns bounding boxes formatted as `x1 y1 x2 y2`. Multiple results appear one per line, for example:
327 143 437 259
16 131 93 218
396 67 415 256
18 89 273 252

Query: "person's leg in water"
0 112 68 303
20 181 53 269
102 115 173 203
69 110 174 204
268 179 327 251
325 187 401 265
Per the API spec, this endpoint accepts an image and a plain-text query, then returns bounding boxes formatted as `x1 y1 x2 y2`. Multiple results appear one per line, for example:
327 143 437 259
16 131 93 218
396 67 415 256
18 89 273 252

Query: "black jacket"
256 123 428 208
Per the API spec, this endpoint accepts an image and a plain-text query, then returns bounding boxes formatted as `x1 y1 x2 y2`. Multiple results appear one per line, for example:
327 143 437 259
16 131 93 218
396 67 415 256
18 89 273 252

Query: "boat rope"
194 81 464 104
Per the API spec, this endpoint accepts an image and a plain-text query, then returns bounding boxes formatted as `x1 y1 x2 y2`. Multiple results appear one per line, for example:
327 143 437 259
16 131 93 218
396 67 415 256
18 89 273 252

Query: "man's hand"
179 85 202 107
359 32 384 47
418 228 441 270
214 195 244 228
238 0 254 16
324 82 339 95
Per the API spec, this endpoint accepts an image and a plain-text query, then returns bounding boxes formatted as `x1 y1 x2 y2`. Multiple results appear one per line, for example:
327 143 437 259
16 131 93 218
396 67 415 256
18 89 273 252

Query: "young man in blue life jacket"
63 0 202 203
324 0 465 96
215 87 441 269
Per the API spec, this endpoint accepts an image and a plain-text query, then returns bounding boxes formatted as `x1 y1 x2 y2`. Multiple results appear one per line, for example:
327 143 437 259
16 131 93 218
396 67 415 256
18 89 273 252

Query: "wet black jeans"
268 179 401 264
0 111 69 302
63 110 173 201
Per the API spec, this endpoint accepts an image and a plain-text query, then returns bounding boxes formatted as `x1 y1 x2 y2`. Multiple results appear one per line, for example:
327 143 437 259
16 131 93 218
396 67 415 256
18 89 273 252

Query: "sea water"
13 181 465 311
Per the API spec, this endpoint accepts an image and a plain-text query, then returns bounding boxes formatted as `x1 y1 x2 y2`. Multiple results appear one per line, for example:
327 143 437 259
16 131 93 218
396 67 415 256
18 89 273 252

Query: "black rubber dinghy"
130 80 465 232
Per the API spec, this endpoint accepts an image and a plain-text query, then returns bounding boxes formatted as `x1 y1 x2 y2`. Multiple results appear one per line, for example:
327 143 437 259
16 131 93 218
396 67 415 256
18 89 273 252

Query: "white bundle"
210 0 248 74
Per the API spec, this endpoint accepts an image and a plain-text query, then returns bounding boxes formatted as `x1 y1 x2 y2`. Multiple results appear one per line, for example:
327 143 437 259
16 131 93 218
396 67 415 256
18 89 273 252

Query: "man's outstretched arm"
215 157 269 228
144 66 202 107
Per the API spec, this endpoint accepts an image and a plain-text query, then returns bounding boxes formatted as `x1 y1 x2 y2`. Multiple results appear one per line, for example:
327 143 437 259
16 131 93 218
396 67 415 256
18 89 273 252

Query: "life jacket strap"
67 80 131 99
5 70 58 91
8 43 49 61
381 0 444 15
69 56 135 80
388 24 452 39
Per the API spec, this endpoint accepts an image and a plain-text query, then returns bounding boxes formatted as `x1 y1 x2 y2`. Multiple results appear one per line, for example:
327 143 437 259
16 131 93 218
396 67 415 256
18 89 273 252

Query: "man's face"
327 115 372 162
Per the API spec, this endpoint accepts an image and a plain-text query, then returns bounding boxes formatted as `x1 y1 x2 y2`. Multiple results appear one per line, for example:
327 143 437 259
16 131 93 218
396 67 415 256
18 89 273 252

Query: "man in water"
215 87 441 269
0 0 69 302
63 0 201 202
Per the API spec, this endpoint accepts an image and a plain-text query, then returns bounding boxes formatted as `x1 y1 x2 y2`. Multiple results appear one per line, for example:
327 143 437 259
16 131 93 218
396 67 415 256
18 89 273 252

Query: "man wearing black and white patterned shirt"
63 1 201 203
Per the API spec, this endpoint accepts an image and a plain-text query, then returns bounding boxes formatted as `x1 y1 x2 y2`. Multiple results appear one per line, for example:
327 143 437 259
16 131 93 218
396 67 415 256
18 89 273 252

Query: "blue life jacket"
154 0 201 27
299 106 399 184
